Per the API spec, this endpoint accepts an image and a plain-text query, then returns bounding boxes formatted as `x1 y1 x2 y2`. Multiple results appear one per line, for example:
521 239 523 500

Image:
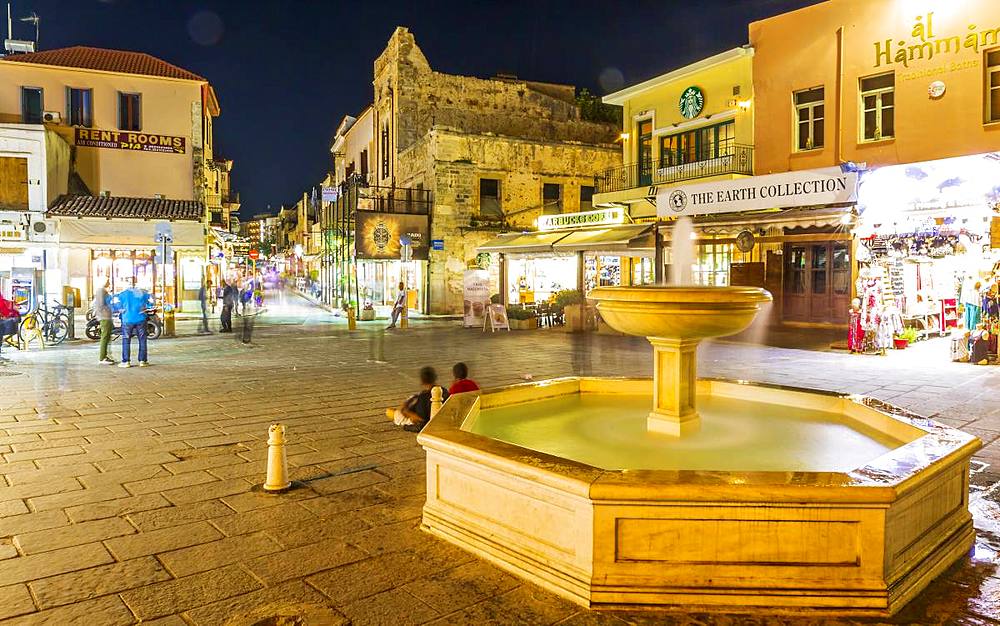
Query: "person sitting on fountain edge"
387 365 449 432
448 362 480 394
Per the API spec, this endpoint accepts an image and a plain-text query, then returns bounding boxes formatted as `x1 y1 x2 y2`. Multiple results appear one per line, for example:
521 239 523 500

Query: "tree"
576 88 622 125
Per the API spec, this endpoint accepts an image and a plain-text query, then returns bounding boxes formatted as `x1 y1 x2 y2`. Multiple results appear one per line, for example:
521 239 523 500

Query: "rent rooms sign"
657 167 858 217
75 128 186 154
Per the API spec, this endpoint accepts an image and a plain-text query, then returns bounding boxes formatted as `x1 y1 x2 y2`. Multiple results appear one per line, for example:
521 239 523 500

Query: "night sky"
16 0 821 216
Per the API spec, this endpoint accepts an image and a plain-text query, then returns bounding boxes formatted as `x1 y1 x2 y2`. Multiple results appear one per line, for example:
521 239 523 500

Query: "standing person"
93 280 116 364
198 277 212 335
116 278 152 368
449 362 480 394
220 280 236 333
386 281 406 329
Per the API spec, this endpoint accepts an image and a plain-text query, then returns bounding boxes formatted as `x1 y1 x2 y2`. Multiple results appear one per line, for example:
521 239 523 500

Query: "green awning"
552 224 653 252
477 231 570 254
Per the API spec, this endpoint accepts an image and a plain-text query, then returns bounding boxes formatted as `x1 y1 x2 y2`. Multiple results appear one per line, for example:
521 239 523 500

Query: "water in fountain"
669 216 696 285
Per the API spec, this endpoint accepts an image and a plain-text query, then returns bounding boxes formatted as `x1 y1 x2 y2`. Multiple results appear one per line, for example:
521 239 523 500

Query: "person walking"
220 280 236 333
115 278 152 368
386 282 406 329
198 277 212 335
93 280 116 364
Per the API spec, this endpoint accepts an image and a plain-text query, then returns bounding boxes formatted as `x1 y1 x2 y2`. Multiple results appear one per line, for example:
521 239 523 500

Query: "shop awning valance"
477 231 570 254
56 218 206 249
552 224 653 252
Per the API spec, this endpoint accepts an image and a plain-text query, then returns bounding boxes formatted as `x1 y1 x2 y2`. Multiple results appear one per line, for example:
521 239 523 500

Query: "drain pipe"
263 424 292 492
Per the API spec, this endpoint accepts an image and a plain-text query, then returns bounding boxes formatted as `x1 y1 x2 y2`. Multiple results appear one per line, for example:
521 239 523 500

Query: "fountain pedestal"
649 337 699 435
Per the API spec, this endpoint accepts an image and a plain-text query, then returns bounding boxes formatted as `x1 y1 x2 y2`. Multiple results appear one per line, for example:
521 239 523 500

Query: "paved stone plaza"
0 292 998 625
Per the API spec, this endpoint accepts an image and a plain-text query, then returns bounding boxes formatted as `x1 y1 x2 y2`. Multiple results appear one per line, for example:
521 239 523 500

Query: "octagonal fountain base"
417 378 981 616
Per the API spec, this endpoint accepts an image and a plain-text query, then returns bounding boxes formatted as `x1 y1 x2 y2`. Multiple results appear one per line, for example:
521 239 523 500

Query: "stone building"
367 27 621 314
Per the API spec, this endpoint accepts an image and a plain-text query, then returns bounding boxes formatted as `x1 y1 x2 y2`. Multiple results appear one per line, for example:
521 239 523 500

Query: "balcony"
595 144 754 194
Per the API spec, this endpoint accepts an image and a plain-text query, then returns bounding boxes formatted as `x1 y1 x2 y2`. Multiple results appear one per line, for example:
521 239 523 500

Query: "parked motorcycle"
85 309 163 341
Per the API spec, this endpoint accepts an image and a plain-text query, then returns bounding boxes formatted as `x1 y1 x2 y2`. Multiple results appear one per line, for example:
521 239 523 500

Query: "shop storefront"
354 210 430 313
478 208 655 303
657 166 860 325
853 152 1000 349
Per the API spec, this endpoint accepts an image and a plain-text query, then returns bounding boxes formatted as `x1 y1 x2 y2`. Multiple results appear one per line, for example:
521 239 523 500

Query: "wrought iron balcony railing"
594 144 754 194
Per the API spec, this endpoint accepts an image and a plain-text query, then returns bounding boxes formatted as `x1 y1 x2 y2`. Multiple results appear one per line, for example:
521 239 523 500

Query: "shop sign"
75 128 186 154
463 269 490 328
538 207 625 231
0 222 25 241
431 239 444 251
679 86 705 119
355 211 430 260
657 167 858 218
873 12 997 72
321 187 339 202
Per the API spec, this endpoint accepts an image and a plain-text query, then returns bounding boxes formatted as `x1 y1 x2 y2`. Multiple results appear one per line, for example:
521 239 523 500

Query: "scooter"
85 309 163 341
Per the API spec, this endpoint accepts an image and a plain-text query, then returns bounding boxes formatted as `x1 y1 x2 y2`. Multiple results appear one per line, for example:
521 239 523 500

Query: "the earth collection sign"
75 128 186 154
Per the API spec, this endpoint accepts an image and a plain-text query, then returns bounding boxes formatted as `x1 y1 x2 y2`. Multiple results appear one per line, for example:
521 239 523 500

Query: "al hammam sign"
75 128 186 154
874 12 998 73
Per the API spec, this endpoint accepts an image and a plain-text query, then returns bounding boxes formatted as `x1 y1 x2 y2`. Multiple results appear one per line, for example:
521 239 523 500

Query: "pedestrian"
386 365 449 432
93 279 116 364
220 280 236 332
115 277 152 368
198 277 212 334
386 281 406 329
0 291 20 359
448 362 480 394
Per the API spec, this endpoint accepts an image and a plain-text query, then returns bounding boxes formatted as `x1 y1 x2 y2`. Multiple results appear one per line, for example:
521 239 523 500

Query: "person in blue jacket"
115 278 152 368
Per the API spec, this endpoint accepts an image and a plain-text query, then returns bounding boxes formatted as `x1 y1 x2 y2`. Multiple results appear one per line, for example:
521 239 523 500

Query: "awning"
552 224 653 252
477 231 570 254
57 218 206 249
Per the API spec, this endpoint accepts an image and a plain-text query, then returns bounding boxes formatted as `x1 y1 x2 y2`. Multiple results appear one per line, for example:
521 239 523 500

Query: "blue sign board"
431 239 444 251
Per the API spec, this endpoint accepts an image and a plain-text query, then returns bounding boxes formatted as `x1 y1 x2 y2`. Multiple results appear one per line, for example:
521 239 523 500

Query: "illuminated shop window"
988 49 1000 123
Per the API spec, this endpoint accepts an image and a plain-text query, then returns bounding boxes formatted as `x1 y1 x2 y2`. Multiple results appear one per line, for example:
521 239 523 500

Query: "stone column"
647 337 700 436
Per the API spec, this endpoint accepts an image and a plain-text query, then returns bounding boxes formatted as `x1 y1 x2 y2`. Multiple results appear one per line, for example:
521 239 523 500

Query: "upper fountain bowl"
590 286 773 340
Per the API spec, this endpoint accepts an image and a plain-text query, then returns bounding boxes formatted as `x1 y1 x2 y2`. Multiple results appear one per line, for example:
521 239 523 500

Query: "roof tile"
48 195 205 221
0 46 205 81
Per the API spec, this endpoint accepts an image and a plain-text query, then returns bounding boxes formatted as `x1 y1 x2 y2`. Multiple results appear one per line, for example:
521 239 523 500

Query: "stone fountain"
417 284 981 616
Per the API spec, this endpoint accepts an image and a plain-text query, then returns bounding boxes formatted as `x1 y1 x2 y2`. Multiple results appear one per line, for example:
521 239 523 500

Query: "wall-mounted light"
619 132 629 141
737 99 752 111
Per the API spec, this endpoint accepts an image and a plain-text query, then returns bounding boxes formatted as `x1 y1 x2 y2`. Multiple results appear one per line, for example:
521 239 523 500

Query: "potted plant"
360 301 376 321
894 326 919 349
506 305 537 330
554 289 586 332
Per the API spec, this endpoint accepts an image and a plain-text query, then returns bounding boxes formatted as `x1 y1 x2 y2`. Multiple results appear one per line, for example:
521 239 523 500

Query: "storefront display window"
693 242 732 286
508 255 576 304
632 257 654 285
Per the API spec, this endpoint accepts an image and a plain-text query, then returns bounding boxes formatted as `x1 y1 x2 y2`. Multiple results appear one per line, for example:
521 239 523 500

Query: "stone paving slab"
0 291 998 624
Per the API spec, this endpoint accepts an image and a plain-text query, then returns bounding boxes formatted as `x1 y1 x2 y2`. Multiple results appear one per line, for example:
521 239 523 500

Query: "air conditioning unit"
42 111 61 123
28 219 57 243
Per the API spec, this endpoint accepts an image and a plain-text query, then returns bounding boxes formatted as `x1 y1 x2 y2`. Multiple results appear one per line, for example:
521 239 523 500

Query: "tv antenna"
18 10 38 44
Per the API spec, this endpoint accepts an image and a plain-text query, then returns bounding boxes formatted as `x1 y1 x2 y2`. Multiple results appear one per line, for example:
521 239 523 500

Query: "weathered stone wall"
397 127 621 314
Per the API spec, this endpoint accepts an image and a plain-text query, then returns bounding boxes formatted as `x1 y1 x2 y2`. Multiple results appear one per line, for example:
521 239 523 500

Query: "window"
67 88 93 127
479 178 501 218
360 149 369 179
542 183 562 215
118 92 141 131
693 242 732 287
659 120 735 167
860 73 894 141
988 49 1000 122
794 87 824 150
381 124 390 179
580 185 594 212
21 87 42 124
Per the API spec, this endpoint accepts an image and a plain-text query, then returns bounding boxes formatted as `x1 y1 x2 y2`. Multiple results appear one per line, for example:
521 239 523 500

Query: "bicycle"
19 300 70 346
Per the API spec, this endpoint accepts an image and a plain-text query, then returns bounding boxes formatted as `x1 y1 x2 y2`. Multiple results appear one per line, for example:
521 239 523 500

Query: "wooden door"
0 157 29 211
782 241 850 324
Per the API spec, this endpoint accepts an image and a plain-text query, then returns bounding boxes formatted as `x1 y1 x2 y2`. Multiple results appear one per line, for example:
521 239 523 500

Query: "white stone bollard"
430 386 443 419
263 423 291 492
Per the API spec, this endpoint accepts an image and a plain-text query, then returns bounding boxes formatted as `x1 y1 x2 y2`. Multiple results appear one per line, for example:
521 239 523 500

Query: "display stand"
483 304 510 332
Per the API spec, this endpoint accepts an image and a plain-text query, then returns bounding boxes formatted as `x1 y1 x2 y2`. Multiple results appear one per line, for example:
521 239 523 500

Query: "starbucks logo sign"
679 86 704 119
668 189 688 213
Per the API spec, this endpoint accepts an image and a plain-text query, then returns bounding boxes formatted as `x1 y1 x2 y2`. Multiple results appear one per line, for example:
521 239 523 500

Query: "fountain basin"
418 378 981 616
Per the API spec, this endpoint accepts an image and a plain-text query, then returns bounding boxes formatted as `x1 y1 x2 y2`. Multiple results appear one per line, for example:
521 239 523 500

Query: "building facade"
359 27 621 314
0 46 226 310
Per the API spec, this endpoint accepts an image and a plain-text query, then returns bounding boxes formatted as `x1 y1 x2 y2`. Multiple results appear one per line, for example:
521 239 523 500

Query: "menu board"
462 270 490 328
484 304 509 332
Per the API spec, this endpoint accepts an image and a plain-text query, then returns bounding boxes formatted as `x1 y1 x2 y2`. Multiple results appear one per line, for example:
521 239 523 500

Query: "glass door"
637 120 653 186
